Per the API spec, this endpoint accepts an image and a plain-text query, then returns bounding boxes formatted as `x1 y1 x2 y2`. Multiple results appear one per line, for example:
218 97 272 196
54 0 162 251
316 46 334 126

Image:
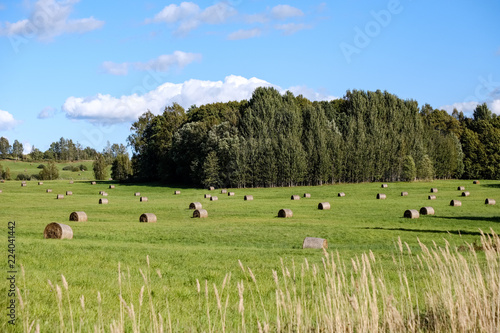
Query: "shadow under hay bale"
278 209 293 218
420 207 435 215
46 189 52 193
99 198 108 204
66 191 72 196
428 195 436 200
338 192 345 197
140 213 156 223
204 194 211 199
193 209 208 218
69 211 87 222
190 202 202 210
450 200 462 207
210 196 218 201
303 193 311 198
291 195 300 200
404 209 419 219
431 188 438 193
377 193 386 199
244 195 253 201
228 192 235 196
381 184 388 188
303 237 328 249
485 198 496 205
401 191 408 196
134 192 140 196
457 186 465 191
318 202 330 210
174 190 180 195
44 223 73 239
221 189 227 194
462 191 470 197
140 197 148 202
56 194 64 199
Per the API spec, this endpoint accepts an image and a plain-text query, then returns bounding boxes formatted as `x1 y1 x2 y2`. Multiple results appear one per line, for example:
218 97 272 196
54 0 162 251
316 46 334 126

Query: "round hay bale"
430 188 438 193
134 192 140 196
108 178 113 181
209 186 215 191
38 181 43 185
278 209 293 218
140 196 148 202
228 192 235 196
189 202 202 210
204 194 211 199
404 209 419 219
46 189 52 193
109 185 115 189
485 198 496 205
139 213 156 223
302 237 328 249
0 179 5 183
473 180 480 184
450 200 462 207
91 181 96 185
22 181 26 184
303 193 311 198
66 191 73 196
102 192 108 196
244 195 253 201
174 190 181 195
381 184 388 188
401 191 408 196
419 207 435 215
69 211 87 222
221 189 227 194
69 181 74 184
0 190 2 193
428 195 436 200
338 192 345 197
376 193 386 199
56 194 64 199
457 186 465 191
21 183 27 187
44 223 73 239
462 191 470 197
210 196 218 201
193 209 208 218
318 202 330 210
99 198 108 204
291 195 300 200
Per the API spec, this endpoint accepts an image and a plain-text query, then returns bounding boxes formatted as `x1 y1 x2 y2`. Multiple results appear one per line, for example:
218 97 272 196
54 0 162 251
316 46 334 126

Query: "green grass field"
0 161 499 332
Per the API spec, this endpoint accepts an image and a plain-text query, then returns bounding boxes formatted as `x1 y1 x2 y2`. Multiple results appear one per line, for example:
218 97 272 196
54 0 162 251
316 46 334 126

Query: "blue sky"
0 0 499 154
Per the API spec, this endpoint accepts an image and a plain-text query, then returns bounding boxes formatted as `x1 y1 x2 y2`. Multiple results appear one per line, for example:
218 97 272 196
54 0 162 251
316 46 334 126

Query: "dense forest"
127 88 500 187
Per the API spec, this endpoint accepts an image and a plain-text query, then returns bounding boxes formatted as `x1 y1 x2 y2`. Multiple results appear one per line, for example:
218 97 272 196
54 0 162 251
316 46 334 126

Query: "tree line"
126 87 500 187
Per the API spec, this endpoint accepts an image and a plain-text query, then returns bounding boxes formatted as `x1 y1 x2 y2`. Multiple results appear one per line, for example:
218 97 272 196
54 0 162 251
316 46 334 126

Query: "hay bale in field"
210 196 218 201
209 186 215 191
109 185 115 189
140 213 156 223
228 192 235 196
244 195 253 201
69 211 87 222
485 198 496 205
91 181 96 185
204 194 211 199
401 191 408 196
56 194 64 199
428 195 436 200
430 188 438 193
221 189 227 194
21 181 26 184
101 192 108 196
0 190 2 193
404 209 419 219
69 180 74 184
302 237 328 249
377 193 386 199
303 193 311 198
419 207 435 215
46 189 52 193
140 197 148 202
66 191 72 196
193 209 208 218
473 180 480 184
450 200 462 207
338 192 345 197
99 198 108 204
174 190 180 195
38 181 43 185
189 202 202 210
318 202 330 210
291 195 300 200
381 184 388 188
134 192 140 196
0 179 4 183
278 209 293 218
21 183 27 187
457 186 465 191
462 191 470 197
44 223 73 239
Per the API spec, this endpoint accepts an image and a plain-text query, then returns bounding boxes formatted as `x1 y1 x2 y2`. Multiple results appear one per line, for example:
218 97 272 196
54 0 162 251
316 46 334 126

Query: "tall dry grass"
16 229 500 332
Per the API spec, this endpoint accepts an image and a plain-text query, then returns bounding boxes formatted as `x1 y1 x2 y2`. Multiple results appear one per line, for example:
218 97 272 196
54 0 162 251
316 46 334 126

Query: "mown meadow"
0 160 499 332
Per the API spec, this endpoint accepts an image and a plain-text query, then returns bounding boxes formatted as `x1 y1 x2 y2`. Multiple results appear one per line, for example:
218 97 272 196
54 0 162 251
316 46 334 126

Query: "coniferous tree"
401 155 416 181
93 154 108 180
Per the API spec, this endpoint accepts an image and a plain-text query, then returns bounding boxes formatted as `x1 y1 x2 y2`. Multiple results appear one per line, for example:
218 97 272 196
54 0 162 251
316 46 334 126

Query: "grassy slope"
0 161 499 331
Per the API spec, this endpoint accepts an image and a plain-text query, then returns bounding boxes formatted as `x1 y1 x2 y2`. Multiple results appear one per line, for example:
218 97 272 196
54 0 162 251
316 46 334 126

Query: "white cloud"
227 28 261 40
271 5 304 20
23 142 32 155
439 100 500 116
38 106 56 119
489 99 500 114
244 13 268 24
275 23 311 35
62 75 334 124
288 85 337 102
0 109 18 130
0 0 104 41
101 51 202 75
